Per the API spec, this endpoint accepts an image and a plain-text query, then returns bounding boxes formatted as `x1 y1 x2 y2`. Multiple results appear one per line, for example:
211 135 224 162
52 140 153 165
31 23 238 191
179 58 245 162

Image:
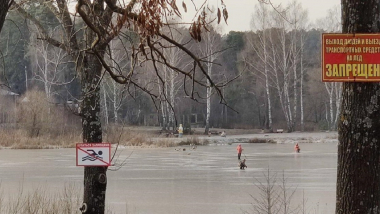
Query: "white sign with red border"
76 143 111 166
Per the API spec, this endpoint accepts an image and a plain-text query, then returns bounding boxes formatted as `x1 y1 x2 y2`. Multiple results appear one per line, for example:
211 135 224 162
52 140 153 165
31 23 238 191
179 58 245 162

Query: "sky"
193 0 341 33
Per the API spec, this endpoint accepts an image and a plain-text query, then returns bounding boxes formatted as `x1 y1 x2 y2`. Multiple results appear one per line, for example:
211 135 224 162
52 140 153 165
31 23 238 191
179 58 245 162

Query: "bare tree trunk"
199 27 221 134
282 28 293 132
205 81 211 133
158 80 167 130
324 83 334 130
112 81 118 123
300 35 304 131
249 2 273 130
265 63 272 130
81 53 107 214
288 0 307 132
292 30 298 132
205 48 213 134
0 0 12 33
270 30 289 131
169 69 175 130
324 102 329 127
102 82 109 126
262 6 272 130
329 88 334 129
279 23 293 132
333 83 342 128
336 0 380 213
110 42 118 124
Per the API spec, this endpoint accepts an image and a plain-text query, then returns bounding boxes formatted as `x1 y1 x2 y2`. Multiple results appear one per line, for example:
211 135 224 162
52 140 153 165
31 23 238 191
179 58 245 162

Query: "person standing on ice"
178 124 183 138
237 144 243 160
294 143 300 153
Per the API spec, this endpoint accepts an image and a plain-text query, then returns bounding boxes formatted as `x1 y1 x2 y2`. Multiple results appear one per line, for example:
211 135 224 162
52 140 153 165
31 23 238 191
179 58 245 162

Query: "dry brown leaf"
217 8 221 24
223 8 228 24
182 1 187 12
196 22 202 42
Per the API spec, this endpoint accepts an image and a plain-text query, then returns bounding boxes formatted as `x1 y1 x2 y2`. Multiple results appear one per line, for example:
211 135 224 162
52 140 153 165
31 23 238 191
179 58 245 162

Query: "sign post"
76 143 111 166
322 33 380 82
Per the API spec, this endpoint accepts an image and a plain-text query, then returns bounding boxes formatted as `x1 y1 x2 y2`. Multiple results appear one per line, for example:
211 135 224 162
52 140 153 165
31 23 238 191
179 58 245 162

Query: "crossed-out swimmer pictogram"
82 149 104 161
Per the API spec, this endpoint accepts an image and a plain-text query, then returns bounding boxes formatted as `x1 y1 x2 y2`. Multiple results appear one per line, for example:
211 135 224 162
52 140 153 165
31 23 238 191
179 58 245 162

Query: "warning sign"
322 33 380 82
76 143 111 166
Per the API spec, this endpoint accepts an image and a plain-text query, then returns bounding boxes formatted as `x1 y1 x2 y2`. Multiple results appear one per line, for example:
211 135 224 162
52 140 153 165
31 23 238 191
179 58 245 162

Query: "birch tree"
269 8 297 132
102 39 133 124
156 27 188 130
255 1 308 132
245 2 273 130
28 31 71 102
324 82 342 130
318 6 342 130
198 25 223 134
288 1 308 131
337 0 380 213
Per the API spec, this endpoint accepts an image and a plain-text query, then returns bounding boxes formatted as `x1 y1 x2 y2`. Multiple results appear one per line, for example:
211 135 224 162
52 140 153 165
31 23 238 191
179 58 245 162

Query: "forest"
0 1 341 135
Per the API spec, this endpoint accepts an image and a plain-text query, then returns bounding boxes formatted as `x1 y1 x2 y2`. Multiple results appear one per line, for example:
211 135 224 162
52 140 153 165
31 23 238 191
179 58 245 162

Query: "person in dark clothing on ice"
239 159 247 170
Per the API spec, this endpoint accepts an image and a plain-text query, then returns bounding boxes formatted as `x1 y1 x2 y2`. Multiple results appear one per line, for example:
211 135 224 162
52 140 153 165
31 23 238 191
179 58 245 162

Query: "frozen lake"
0 141 337 214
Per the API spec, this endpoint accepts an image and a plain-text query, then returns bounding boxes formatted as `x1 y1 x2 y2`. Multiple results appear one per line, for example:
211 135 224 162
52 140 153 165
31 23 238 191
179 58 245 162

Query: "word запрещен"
325 63 380 79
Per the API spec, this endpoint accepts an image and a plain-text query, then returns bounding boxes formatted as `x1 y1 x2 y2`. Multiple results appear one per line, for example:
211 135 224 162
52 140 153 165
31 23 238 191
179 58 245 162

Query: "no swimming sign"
76 143 111 166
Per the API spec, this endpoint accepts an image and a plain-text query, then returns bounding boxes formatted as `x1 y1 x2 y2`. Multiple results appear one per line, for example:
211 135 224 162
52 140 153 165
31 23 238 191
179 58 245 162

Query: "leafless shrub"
14 88 80 137
246 169 304 214
18 90 51 138
249 169 280 214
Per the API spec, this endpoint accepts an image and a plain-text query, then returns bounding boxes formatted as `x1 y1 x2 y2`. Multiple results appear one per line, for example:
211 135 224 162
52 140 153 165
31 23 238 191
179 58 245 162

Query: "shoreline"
150 131 339 145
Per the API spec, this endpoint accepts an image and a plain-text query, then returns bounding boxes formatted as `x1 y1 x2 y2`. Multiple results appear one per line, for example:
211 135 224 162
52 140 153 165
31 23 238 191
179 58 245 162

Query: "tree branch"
14 3 71 52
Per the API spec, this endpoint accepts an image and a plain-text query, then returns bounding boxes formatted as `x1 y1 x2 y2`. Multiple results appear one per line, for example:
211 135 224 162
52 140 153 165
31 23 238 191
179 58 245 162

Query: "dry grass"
248 138 277 144
178 137 209 146
155 140 177 147
105 125 178 148
104 126 155 147
0 129 80 149
0 183 82 214
0 124 299 149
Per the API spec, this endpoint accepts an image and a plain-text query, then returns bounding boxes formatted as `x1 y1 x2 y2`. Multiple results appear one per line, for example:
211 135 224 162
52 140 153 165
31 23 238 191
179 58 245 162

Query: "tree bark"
336 0 380 213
